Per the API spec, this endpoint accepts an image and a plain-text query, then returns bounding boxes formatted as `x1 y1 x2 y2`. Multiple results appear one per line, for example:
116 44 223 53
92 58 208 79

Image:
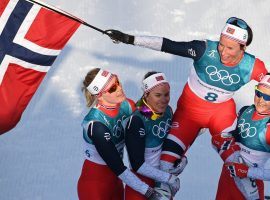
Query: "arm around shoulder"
87 121 127 176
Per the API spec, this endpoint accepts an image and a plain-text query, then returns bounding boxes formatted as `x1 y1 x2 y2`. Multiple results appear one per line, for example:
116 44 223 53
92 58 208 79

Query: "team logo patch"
139 128 145 136
101 71 109 77
144 84 148 89
226 27 235 35
258 73 264 81
104 132 111 141
156 76 164 81
93 86 99 92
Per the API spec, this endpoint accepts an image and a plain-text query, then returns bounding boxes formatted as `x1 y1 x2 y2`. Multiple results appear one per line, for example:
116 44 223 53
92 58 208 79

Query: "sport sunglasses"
255 86 270 101
103 77 120 94
226 17 247 29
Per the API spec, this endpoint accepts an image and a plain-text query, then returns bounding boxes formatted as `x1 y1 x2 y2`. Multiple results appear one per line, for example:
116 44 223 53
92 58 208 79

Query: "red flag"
0 0 80 134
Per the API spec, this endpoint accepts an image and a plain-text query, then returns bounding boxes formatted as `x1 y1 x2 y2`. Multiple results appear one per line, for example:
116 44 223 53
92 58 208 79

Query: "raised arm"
106 29 206 61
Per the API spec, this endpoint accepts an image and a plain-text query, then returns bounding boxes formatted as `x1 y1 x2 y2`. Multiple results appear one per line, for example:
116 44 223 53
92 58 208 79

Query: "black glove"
105 29 134 44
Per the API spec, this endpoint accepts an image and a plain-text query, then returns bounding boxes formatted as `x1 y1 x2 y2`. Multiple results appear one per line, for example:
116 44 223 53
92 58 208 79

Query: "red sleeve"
266 124 270 145
250 58 268 81
126 98 136 112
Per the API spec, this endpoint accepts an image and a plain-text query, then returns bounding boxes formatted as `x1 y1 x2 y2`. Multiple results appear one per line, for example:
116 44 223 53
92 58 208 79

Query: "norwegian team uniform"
124 105 173 200
77 99 143 200
217 105 270 200
132 36 267 164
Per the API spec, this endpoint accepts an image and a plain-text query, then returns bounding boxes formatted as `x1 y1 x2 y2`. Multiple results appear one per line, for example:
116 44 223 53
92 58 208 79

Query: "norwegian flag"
226 27 235 35
155 75 164 81
0 0 80 134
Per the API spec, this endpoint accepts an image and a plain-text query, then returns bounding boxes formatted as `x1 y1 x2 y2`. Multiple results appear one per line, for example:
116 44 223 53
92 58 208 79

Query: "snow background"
1 0 270 199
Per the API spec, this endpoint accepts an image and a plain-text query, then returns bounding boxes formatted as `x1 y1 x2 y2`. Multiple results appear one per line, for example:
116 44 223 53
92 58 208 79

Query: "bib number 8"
205 92 218 102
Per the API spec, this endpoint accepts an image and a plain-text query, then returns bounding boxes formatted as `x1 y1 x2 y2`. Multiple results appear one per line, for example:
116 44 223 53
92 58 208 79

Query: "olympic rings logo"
152 119 172 139
237 119 257 138
206 65 240 86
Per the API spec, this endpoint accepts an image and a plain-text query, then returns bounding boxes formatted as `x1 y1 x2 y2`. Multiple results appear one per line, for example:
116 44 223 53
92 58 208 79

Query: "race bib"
188 68 234 103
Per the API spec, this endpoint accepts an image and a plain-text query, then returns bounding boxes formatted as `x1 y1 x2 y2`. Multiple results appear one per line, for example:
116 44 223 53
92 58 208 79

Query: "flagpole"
26 0 107 35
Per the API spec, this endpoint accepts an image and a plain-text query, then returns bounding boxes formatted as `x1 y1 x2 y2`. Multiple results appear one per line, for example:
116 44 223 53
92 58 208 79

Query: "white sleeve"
137 162 170 183
118 168 149 195
134 36 163 51
248 166 270 181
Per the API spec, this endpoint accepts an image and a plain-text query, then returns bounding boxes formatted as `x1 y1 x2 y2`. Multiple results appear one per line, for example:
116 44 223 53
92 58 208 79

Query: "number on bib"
205 92 218 102
85 150 90 158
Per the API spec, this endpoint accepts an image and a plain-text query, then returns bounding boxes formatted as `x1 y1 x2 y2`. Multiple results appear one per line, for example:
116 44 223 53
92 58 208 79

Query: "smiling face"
218 36 245 66
144 83 170 113
98 76 126 106
254 85 270 114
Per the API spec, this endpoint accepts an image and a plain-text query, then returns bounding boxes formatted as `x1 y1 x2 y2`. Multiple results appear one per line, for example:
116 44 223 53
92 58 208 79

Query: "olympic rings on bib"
206 65 240 86
237 118 257 138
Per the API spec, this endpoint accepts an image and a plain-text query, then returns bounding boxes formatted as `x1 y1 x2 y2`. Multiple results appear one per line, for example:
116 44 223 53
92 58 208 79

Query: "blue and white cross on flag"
0 0 81 134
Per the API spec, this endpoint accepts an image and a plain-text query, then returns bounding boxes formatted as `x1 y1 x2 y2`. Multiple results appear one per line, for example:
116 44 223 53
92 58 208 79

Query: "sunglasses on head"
103 78 120 94
255 86 270 101
227 17 248 29
137 98 161 120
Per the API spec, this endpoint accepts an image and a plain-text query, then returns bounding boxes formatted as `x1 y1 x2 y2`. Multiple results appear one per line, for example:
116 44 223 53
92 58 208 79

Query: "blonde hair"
82 68 100 107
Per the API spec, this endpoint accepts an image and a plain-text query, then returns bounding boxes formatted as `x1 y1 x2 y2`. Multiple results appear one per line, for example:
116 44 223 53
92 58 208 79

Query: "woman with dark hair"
105 16 268 176
124 71 182 200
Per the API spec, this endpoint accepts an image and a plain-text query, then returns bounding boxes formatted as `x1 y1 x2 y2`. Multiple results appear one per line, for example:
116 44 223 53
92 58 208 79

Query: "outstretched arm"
106 29 206 61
